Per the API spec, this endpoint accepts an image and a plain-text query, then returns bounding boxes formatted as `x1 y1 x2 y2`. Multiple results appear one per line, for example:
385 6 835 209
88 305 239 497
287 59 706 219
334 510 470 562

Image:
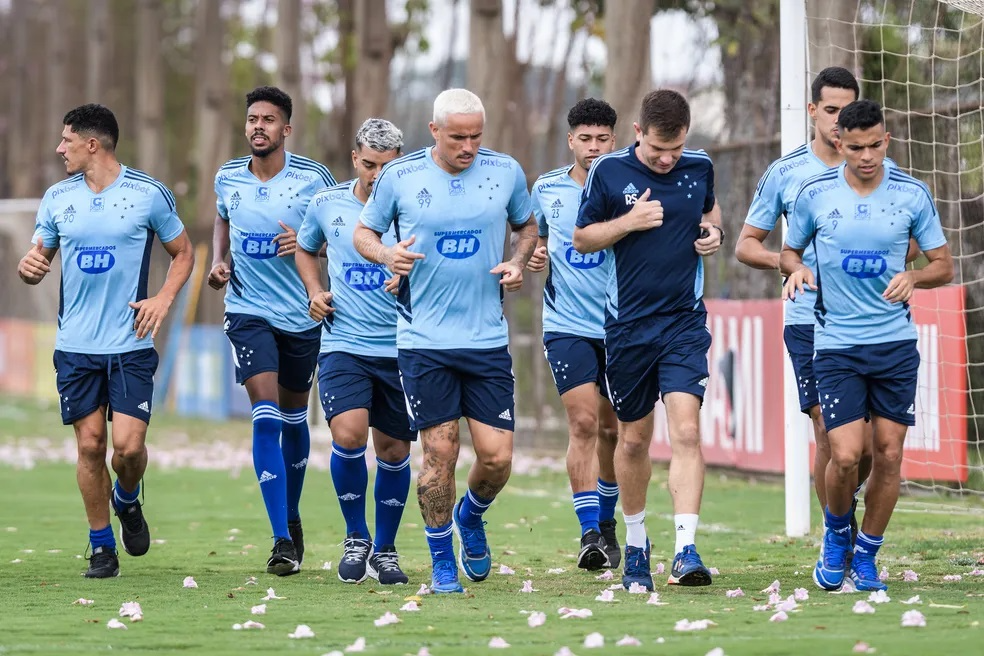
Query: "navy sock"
251 401 289 541
113 479 139 511
280 406 310 522
457 488 493 529
374 455 411 549
573 491 601 534
425 521 454 563
89 525 116 551
330 441 370 538
854 531 884 559
597 478 619 522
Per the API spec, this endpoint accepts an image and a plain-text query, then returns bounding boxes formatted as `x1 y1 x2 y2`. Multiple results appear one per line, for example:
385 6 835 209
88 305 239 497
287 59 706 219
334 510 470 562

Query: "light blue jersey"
32 167 185 354
360 147 533 350
297 179 398 358
533 166 607 339
215 152 335 332
787 163 947 349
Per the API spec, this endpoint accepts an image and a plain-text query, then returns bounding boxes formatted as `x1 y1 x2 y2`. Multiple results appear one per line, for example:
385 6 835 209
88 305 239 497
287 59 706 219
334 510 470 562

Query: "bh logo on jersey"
436 230 482 259
344 264 386 291
842 252 887 279
76 247 116 274
564 242 605 269
242 234 278 259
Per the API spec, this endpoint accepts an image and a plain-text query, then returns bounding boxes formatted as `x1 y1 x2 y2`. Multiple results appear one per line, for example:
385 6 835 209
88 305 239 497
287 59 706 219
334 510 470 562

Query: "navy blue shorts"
397 347 515 432
814 340 919 432
784 324 819 414
543 332 608 397
605 312 711 423
53 348 159 425
317 352 417 442
224 313 320 392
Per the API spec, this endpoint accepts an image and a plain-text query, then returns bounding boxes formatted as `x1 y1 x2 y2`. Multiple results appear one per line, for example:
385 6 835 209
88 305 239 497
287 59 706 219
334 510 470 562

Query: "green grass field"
0 399 982 655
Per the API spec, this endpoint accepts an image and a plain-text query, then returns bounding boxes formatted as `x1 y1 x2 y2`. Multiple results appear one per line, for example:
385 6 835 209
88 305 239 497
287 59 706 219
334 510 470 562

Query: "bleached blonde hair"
432 89 486 126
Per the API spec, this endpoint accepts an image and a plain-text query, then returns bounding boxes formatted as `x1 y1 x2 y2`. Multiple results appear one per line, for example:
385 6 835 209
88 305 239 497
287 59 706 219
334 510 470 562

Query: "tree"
603 0 651 146
275 0 306 154
807 0 858 73
136 0 167 178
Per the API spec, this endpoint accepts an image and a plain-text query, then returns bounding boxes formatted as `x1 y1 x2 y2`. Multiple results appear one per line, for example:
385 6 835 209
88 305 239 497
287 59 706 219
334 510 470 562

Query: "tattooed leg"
417 420 460 527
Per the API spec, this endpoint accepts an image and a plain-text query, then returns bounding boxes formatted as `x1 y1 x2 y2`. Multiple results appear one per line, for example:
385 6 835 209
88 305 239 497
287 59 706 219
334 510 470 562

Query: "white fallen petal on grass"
251 604 266 615
776 597 798 613
615 635 642 647
232 620 265 630
607 584 624 590
583 632 604 648
322 561 332 571
73 598 94 606
768 592 782 606
595 589 616 602
521 580 538 593
373 612 400 627
769 611 788 622
488 637 510 648
705 649 725 656
725 588 744 598
106 618 128 630
674 619 716 631
151 539 167 545
901 610 926 627
654 562 665 575
345 637 367 652
559 607 593 619
415 648 431 656
900 595 921 605
831 578 858 594
868 590 891 604
943 574 963 582
262 587 285 600
10 559 21 564
119 602 143 618
646 593 667 606
245 576 258 585
417 584 432 596
547 568 566 574
595 570 614 581
498 564 515 575
288 624 315 638
554 648 577 656
762 580 781 594
752 604 771 611
228 528 241 534
708 567 720 575
853 641 876 653
793 588 809 601
527 611 546 628
879 567 890 582
902 569 919 582
853 601 876 614
623 582 645 594
183 576 198 589
47 549 61 553
400 601 421 612
323 652 344 656
22 549 34 553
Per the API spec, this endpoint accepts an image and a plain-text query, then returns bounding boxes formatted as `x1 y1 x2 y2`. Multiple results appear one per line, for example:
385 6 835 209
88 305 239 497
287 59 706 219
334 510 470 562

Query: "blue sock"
251 401 289 541
113 479 139 511
824 506 852 533
425 521 454 563
854 531 884 559
89 525 116 551
374 456 411 550
457 488 493 529
573 491 601 534
280 406 310 522
597 478 619 522
330 441 370 538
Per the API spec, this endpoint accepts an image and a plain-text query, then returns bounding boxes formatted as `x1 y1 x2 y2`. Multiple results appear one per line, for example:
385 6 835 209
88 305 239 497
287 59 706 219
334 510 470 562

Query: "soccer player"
354 89 538 594
17 104 193 578
573 89 723 591
295 118 413 585
782 100 953 592
207 86 335 575
526 99 621 570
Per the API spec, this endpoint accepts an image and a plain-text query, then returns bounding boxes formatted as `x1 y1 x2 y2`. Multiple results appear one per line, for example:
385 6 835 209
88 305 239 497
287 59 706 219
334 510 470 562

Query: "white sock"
674 513 699 554
623 510 647 548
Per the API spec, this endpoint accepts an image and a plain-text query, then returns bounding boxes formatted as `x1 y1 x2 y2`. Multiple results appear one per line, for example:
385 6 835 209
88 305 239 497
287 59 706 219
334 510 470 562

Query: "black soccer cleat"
288 519 304 566
338 532 373 583
114 500 151 557
84 546 120 578
266 537 300 576
577 529 610 571
599 518 621 569
367 545 409 585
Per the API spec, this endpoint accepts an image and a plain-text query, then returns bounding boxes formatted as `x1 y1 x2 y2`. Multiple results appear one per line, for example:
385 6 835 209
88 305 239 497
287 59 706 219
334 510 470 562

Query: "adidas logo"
907 403 916 415
381 498 405 507
498 409 512 421
137 401 150 412
292 458 308 470
550 198 563 208
258 470 277 483
231 191 241 200
828 209 842 219
416 188 432 201
339 492 361 501
698 377 709 388
622 182 639 195
332 216 345 226
676 524 685 530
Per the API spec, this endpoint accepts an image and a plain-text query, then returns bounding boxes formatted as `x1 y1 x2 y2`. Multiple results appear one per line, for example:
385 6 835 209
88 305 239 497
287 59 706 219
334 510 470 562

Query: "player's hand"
207 262 231 290
128 295 172 340
883 271 915 303
695 223 722 256
308 291 335 322
384 274 401 295
526 245 548 272
274 221 297 257
18 238 50 284
623 188 664 232
491 261 524 292
386 235 425 276
782 267 817 301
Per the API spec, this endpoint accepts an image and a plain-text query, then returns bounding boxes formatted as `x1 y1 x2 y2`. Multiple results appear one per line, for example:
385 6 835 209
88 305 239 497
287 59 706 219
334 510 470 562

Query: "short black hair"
567 98 617 131
837 99 884 132
811 66 860 104
63 104 119 151
639 89 690 139
246 86 292 122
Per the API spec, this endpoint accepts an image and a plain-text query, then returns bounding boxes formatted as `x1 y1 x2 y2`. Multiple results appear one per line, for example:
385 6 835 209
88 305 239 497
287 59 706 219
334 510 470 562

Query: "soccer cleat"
452 498 492 582
266 537 300 576
368 545 409 585
84 546 120 578
668 544 713 586
288 519 304 566
114 500 150 557
577 529 610 571
622 541 654 591
813 526 852 591
851 554 888 592
599 519 621 568
431 558 464 594
337 532 373 583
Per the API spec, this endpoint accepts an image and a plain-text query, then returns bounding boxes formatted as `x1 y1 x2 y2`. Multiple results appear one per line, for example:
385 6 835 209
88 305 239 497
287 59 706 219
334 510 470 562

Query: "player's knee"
113 439 146 463
567 410 599 444
873 440 904 468
829 446 862 472
669 421 700 453
477 448 512 478
597 421 618 447
619 433 650 459
377 439 410 462
332 431 366 451
76 435 107 463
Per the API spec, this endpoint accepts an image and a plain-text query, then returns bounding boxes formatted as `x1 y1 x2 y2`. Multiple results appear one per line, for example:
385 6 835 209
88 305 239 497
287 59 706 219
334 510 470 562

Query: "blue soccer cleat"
668 544 713 586
622 541 654 591
452 498 492 582
851 553 888 592
431 558 464 594
813 525 852 590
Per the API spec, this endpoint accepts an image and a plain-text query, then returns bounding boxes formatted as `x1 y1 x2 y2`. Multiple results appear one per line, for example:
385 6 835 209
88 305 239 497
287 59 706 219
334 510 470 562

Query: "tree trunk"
9 0 45 197
352 0 392 127
86 0 111 102
194 0 232 229
807 0 858 74
275 0 306 154
136 0 167 178
467 0 511 151
603 0 651 147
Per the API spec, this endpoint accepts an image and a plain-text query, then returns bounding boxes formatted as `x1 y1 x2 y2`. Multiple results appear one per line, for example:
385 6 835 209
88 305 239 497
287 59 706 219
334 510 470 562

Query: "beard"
249 133 280 157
